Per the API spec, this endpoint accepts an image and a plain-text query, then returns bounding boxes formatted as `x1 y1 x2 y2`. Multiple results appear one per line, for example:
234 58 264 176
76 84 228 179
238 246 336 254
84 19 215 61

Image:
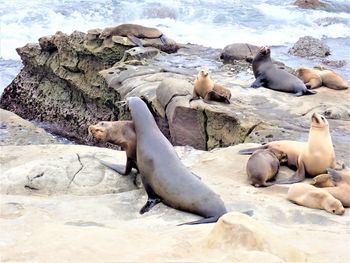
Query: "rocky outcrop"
220 43 260 63
1 143 349 262
289 36 331 57
294 0 326 9
1 28 349 155
0 109 57 145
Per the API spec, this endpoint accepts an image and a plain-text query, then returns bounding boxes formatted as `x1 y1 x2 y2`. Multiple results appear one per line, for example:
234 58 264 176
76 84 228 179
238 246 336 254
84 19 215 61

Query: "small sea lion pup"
99 23 169 47
88 121 138 175
294 67 349 90
239 113 336 184
246 148 288 187
287 183 345 215
311 168 350 207
127 96 236 225
251 46 316 96
190 66 231 104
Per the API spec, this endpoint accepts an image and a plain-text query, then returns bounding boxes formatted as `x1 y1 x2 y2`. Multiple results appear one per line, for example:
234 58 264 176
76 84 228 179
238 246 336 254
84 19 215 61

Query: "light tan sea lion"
88 121 137 175
99 23 168 47
295 67 349 90
312 168 350 207
287 183 345 215
190 66 231 104
246 149 288 187
239 113 336 184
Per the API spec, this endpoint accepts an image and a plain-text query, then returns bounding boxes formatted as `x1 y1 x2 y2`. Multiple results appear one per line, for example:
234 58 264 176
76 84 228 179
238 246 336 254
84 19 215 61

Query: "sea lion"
287 183 345 215
246 148 288 187
191 66 231 104
128 96 229 225
251 46 316 96
295 67 349 90
88 121 137 175
99 23 168 47
311 168 350 207
239 113 336 184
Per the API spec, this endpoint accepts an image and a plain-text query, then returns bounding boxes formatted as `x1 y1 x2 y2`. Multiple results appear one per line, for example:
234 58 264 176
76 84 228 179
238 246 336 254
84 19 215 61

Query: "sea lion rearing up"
251 46 316 96
311 168 350 207
190 66 231 104
246 149 287 187
99 23 168 47
128 96 228 225
88 121 137 175
239 113 336 184
287 183 345 215
294 67 349 90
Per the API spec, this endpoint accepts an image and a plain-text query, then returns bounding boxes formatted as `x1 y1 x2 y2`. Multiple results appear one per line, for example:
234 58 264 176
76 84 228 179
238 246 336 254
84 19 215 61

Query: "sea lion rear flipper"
250 76 264 88
159 35 169 45
326 168 343 183
100 159 132 176
127 34 144 47
177 216 221 226
275 159 306 184
304 89 317 95
238 145 267 155
205 91 230 104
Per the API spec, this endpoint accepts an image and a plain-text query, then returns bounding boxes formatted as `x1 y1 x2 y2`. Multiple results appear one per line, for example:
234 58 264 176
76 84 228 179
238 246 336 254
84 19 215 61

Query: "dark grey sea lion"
251 46 316 96
127 96 229 225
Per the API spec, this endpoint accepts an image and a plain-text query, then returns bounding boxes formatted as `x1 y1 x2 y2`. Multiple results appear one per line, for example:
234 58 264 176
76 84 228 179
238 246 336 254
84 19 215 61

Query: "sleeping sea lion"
251 46 316 96
311 168 350 207
88 121 137 175
99 23 168 47
246 148 288 187
287 183 345 215
239 113 336 184
127 96 232 225
190 66 231 104
295 67 349 90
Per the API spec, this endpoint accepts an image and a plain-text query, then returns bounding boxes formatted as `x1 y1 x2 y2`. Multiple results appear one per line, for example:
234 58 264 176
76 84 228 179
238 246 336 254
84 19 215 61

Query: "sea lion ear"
326 168 342 183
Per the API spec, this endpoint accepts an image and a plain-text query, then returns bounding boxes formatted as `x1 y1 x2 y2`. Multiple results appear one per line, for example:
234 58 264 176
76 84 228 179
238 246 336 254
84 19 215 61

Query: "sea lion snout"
259 46 270 55
311 112 328 127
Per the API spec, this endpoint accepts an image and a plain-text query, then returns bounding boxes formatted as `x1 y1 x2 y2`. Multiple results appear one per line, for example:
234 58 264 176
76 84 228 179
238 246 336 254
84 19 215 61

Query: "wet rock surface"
0 144 349 262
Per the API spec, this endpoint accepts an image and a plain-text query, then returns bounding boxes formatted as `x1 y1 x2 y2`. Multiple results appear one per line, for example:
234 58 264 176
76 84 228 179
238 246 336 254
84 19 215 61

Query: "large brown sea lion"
99 23 168 47
251 46 316 96
294 67 349 90
311 168 350 207
88 121 137 175
190 66 231 104
287 183 345 215
127 96 234 225
239 113 336 184
246 149 288 187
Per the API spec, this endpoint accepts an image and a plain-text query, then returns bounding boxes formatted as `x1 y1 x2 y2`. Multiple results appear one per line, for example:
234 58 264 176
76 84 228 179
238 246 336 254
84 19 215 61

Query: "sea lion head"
88 121 113 141
269 148 288 164
259 46 270 56
198 66 210 78
311 112 328 128
325 198 345 215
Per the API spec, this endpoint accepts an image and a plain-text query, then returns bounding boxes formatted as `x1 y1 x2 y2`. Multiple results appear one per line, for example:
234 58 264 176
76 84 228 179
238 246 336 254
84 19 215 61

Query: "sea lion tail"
238 145 266 155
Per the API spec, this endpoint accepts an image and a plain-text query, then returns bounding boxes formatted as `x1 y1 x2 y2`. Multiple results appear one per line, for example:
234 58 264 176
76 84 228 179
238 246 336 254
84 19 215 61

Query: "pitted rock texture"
289 36 331 58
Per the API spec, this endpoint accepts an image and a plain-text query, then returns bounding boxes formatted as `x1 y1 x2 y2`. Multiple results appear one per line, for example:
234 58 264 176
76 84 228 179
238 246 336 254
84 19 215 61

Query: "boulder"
289 36 331 57
294 0 326 9
220 43 260 63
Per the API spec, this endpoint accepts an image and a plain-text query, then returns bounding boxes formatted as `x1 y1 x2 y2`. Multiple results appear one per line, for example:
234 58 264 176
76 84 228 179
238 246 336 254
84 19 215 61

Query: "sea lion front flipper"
127 34 144 47
250 76 264 88
100 159 132 176
304 89 317 95
139 178 161 214
238 145 267 155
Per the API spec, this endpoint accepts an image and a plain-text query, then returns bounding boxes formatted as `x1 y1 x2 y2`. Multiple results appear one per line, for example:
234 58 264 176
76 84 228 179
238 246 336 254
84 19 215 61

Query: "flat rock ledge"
0 144 349 262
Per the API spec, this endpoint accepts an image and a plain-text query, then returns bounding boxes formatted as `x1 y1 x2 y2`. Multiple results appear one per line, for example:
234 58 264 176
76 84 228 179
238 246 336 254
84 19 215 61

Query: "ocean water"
1 0 350 92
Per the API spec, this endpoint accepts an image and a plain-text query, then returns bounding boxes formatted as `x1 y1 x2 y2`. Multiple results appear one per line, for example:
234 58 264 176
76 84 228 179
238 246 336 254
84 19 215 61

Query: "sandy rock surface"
1 144 349 262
